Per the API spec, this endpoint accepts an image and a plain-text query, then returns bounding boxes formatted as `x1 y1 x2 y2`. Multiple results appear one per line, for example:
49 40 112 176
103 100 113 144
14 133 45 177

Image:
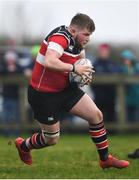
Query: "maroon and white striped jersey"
30 25 84 92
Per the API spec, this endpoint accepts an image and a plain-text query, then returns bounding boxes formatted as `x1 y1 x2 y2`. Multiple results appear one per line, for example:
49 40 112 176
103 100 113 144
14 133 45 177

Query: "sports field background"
0 133 139 179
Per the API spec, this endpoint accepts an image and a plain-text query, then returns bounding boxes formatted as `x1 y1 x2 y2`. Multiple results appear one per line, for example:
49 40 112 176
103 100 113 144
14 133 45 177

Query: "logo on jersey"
48 116 54 121
69 45 74 51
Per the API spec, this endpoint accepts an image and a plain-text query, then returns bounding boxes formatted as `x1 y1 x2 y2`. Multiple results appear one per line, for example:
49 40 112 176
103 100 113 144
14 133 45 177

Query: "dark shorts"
28 84 85 125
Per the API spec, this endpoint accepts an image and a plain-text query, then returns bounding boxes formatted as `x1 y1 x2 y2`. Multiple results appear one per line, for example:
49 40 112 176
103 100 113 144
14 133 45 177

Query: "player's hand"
74 64 95 76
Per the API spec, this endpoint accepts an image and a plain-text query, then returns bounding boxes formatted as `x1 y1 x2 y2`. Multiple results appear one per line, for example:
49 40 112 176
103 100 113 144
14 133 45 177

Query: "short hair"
70 13 95 33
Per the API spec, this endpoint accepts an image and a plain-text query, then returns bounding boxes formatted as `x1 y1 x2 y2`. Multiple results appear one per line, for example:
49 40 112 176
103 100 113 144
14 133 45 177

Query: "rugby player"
15 13 129 169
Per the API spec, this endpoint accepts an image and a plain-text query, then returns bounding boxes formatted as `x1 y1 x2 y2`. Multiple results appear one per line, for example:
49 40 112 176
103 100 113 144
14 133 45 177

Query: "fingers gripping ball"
69 58 93 87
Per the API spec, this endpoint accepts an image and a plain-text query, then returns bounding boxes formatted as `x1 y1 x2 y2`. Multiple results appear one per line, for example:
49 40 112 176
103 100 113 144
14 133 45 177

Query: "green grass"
0 133 139 179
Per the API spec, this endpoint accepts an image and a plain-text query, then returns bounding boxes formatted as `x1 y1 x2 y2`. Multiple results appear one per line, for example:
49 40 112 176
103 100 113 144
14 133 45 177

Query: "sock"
20 130 59 151
89 121 108 161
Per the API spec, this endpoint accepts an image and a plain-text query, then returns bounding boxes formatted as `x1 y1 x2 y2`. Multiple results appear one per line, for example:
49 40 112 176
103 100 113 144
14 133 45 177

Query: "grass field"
0 133 139 179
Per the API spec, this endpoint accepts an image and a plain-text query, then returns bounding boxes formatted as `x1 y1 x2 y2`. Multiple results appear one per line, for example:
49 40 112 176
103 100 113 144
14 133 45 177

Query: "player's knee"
96 109 103 122
42 129 60 146
90 108 103 124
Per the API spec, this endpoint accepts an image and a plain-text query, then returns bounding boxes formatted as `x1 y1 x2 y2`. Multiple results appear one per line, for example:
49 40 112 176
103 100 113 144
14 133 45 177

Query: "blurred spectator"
30 45 40 70
17 45 40 78
0 49 6 73
0 50 5 121
31 45 40 61
1 50 23 135
120 49 139 123
18 48 32 77
0 86 3 122
26 45 40 123
91 43 119 123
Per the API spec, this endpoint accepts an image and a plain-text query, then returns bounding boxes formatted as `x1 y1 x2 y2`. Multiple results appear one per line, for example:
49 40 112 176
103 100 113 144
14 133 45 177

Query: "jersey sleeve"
47 35 69 56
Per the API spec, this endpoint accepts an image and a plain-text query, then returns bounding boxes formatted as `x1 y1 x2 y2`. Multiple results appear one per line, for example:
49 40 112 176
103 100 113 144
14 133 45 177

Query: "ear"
69 26 78 37
71 29 76 37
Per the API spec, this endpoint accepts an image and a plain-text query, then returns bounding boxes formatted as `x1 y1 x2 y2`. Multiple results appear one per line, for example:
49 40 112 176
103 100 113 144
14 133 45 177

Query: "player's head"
70 13 95 33
68 13 95 48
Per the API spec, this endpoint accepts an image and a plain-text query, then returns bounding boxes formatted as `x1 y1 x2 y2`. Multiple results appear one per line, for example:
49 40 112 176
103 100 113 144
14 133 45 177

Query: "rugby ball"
69 58 93 87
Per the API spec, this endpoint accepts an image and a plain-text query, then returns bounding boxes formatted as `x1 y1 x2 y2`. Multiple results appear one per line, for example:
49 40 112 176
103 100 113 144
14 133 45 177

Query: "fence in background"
0 74 139 133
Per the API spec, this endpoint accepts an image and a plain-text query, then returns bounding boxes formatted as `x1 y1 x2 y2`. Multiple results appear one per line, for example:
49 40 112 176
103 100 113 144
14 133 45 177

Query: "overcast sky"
0 0 139 44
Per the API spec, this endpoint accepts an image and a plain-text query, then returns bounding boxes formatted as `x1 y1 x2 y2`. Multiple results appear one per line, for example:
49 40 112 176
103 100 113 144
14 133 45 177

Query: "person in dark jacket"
119 49 139 123
91 43 119 123
118 49 139 159
2 50 23 136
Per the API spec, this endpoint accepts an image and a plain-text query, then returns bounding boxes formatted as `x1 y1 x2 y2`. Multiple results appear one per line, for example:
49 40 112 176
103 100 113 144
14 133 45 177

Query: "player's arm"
45 35 73 72
45 49 92 75
45 49 73 72
45 35 92 75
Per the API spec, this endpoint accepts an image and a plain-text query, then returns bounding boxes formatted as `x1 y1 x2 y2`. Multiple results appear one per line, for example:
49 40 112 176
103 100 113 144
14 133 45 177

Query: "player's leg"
69 93 129 169
38 121 60 146
21 121 60 150
69 94 108 160
15 121 60 165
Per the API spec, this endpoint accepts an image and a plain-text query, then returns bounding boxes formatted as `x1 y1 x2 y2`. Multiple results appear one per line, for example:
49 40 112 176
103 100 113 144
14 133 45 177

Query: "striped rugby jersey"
30 25 84 92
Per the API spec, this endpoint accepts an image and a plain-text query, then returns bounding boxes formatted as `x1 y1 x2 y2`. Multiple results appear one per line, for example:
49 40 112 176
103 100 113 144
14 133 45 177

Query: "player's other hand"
81 71 94 86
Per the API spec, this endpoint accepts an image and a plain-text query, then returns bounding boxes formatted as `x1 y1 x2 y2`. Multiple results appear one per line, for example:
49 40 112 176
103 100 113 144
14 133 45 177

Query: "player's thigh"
69 93 103 124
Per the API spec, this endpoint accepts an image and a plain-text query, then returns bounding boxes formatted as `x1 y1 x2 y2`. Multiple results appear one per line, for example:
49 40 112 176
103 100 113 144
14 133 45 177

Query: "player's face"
75 28 92 48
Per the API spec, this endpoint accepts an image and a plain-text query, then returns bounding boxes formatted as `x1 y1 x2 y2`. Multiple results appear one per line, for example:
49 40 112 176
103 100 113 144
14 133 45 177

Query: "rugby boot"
100 154 129 169
15 137 32 165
